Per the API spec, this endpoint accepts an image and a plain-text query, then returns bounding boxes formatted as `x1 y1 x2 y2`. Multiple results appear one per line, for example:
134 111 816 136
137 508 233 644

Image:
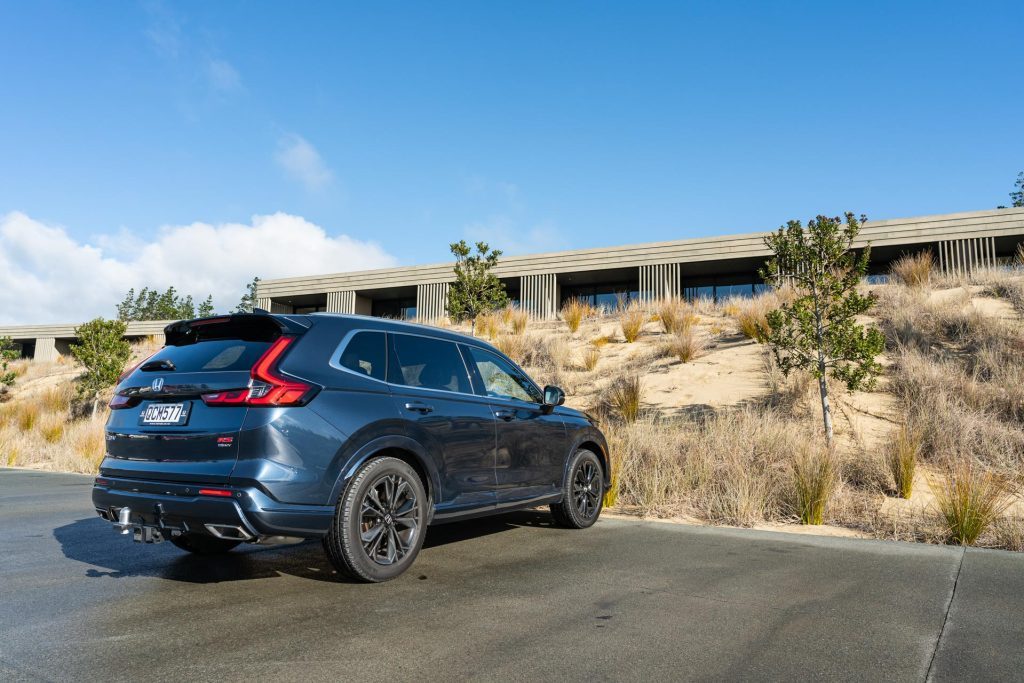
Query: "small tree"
71 318 132 417
759 213 885 445
1011 171 1024 208
446 241 510 332
234 276 261 313
0 336 19 398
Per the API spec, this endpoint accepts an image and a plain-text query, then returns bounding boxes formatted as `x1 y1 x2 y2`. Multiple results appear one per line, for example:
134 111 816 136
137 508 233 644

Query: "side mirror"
543 385 565 409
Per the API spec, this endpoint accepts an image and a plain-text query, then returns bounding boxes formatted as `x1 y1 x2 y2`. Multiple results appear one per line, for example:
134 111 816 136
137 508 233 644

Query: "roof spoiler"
163 313 311 346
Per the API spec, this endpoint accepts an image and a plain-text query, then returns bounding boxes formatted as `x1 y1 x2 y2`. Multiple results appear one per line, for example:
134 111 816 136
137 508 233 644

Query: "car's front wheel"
551 448 604 529
323 457 428 582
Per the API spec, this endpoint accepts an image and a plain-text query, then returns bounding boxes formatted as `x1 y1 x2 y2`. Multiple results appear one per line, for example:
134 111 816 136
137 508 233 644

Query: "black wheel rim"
360 473 420 565
572 460 601 519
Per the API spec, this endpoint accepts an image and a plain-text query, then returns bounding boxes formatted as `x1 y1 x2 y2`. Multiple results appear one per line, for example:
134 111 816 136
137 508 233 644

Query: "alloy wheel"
359 473 421 565
572 460 601 519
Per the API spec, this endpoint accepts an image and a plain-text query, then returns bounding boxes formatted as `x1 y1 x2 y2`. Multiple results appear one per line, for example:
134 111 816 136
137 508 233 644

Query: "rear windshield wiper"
140 359 176 372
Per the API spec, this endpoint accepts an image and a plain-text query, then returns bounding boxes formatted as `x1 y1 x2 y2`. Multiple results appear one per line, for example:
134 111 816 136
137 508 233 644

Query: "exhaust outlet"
204 524 254 541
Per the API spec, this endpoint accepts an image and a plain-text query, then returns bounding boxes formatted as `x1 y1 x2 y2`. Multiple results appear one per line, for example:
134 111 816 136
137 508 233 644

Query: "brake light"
198 488 233 497
200 336 317 407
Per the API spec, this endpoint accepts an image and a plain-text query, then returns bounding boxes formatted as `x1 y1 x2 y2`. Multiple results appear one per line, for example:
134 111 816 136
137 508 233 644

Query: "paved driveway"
1 469 1021 681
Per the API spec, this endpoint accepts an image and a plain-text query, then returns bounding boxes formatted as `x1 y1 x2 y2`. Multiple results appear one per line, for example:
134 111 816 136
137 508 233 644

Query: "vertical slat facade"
520 273 558 319
416 282 450 321
33 337 57 362
639 263 682 301
326 290 356 313
938 236 997 275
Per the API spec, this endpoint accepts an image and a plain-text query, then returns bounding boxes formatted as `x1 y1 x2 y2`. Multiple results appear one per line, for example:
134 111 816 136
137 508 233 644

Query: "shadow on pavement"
54 509 556 584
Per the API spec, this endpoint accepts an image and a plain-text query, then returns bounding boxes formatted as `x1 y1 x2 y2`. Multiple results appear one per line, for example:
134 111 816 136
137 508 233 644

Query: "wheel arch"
330 435 441 516
563 429 611 489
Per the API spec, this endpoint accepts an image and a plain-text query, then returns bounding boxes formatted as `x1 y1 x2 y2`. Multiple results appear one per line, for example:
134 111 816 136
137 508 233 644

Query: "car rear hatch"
102 314 316 484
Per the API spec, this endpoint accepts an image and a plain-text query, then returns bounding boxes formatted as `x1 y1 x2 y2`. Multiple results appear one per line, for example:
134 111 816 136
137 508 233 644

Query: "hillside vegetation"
2 267 1023 549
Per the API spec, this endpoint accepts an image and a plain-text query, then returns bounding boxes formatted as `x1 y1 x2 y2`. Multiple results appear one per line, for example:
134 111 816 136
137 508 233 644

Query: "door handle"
404 401 433 414
494 409 516 421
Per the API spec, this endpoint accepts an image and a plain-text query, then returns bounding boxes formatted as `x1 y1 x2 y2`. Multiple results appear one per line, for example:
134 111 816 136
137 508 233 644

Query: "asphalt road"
1 469 1022 682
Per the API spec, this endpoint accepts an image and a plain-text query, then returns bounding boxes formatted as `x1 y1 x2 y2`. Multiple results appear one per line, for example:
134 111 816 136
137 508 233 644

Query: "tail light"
108 394 140 410
201 336 317 407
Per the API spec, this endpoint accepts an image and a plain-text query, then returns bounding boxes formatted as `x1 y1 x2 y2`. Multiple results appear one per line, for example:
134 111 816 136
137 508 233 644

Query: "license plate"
139 402 190 426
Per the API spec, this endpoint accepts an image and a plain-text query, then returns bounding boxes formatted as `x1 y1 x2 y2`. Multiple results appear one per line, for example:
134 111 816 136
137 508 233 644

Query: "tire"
323 457 428 583
171 533 241 554
551 449 604 529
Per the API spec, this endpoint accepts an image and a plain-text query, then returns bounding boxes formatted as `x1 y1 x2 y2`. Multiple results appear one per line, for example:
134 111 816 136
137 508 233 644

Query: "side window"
465 346 543 403
338 331 386 381
390 334 472 394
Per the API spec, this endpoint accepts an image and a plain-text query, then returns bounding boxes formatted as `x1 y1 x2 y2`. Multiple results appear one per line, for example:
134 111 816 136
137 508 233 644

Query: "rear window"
337 331 386 381
142 340 270 373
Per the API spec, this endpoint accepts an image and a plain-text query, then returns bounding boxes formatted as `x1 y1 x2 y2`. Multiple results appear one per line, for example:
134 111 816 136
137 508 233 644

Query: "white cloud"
0 212 397 325
206 59 242 93
276 134 334 191
464 215 568 256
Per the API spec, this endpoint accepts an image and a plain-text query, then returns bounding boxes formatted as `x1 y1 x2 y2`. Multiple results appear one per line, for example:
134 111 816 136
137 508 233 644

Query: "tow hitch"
108 505 179 544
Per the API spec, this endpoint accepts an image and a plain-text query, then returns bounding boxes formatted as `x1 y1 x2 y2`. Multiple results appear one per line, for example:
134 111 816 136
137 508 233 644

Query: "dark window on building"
337 331 386 380
372 298 417 320
389 334 471 394
293 305 326 314
561 284 640 312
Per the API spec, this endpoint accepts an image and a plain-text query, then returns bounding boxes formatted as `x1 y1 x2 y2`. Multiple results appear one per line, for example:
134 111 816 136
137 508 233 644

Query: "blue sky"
0 1 1021 322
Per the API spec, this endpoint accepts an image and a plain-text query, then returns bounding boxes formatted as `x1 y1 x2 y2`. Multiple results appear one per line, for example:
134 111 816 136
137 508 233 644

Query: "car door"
461 344 567 506
387 332 497 516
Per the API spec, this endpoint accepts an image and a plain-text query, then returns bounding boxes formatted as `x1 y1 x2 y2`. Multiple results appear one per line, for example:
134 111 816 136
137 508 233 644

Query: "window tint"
338 331 386 381
144 339 270 373
465 346 542 403
390 334 471 394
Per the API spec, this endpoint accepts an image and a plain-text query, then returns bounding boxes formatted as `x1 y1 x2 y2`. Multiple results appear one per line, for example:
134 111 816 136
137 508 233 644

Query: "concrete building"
0 320 170 363
2 207 1023 361
256 207 1024 321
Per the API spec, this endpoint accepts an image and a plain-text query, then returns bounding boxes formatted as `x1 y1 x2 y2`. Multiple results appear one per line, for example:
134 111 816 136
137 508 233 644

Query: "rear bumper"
91 476 334 540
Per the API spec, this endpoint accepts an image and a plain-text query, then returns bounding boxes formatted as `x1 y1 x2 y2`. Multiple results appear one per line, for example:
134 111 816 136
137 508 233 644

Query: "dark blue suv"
92 312 609 581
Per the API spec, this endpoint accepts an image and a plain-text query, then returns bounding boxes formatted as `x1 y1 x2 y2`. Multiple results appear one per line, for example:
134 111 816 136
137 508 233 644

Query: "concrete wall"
416 282 450 321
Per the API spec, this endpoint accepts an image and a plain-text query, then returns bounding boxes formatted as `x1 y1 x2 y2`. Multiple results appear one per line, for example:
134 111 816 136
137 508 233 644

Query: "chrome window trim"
330 327 483 398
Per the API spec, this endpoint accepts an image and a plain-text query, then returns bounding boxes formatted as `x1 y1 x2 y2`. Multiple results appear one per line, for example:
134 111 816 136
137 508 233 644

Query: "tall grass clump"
932 461 1014 546
602 375 644 422
476 313 500 340
663 328 706 363
886 423 920 499
732 295 774 342
581 346 601 371
508 308 529 335
619 303 647 343
657 297 696 335
792 446 837 525
890 251 934 288
494 334 529 364
560 298 591 333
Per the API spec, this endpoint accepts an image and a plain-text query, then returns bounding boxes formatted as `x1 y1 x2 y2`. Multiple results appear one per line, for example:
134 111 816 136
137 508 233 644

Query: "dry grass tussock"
560 298 595 333
889 251 934 288
932 460 1016 546
619 302 647 343
661 328 707 363
656 297 697 335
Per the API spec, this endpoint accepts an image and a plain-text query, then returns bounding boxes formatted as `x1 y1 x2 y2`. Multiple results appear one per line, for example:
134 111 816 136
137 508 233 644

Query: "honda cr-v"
92 312 609 582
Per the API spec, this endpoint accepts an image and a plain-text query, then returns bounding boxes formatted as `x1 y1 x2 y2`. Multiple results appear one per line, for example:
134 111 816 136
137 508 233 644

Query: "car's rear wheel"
323 456 427 582
170 533 241 554
551 448 604 529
